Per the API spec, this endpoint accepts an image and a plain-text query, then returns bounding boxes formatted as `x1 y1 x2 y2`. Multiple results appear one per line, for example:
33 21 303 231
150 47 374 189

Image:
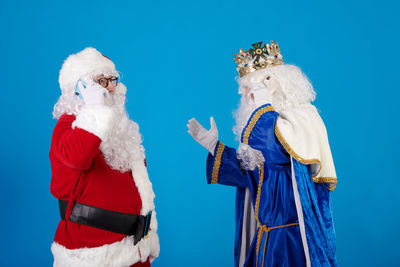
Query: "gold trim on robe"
242 105 275 145
211 142 225 184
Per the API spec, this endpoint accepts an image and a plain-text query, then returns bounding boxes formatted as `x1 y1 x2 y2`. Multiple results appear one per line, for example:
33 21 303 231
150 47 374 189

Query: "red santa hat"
59 47 118 92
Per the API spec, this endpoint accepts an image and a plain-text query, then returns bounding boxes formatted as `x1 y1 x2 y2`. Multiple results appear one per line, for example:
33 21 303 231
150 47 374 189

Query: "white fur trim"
130 160 155 215
51 228 159 267
145 212 160 263
59 47 117 92
72 105 116 141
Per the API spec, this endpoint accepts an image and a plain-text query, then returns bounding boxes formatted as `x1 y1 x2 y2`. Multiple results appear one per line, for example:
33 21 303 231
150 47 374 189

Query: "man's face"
93 74 118 94
239 74 280 103
239 86 255 102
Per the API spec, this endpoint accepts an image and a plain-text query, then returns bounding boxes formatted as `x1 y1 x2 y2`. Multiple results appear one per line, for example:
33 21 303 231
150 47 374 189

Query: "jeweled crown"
233 41 284 77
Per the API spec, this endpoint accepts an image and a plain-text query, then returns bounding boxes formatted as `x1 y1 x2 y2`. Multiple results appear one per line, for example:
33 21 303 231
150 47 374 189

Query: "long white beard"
233 96 256 140
100 91 145 172
101 88 155 215
233 96 265 171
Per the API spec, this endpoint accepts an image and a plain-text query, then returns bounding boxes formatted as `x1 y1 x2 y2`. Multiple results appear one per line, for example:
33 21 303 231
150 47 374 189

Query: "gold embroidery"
242 106 275 145
327 184 337 191
255 165 264 225
254 165 264 265
313 177 337 183
211 142 225 184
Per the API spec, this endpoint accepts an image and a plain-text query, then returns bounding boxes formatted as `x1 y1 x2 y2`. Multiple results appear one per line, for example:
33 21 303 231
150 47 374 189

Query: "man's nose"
244 88 251 98
107 83 116 93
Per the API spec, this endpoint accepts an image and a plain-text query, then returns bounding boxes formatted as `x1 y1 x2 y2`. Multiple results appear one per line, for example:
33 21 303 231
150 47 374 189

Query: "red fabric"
50 114 143 249
130 258 150 267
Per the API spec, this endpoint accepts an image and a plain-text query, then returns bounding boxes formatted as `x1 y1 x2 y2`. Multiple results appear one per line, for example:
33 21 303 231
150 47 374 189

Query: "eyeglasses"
95 76 119 88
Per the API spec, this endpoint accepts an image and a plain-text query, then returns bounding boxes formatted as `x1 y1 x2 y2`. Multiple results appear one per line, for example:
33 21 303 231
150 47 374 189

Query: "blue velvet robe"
206 104 337 267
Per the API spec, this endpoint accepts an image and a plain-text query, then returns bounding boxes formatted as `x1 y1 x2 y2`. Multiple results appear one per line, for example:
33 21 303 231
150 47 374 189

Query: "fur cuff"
51 229 159 267
72 105 116 140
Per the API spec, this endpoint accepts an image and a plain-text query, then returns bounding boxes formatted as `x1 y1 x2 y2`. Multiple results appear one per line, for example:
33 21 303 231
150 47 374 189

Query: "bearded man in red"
49 47 159 267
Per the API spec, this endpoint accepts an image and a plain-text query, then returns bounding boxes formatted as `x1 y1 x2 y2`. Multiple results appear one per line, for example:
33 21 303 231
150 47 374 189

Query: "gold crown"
233 41 284 77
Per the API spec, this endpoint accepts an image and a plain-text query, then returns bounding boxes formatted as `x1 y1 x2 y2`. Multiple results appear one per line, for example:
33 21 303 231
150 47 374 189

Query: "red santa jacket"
49 110 159 267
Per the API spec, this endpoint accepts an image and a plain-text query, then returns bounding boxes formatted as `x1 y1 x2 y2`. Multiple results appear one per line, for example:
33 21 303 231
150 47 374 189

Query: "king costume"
188 41 338 267
50 48 159 267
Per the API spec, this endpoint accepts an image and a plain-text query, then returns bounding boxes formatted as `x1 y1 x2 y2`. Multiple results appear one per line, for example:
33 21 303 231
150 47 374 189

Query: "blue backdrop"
0 0 399 266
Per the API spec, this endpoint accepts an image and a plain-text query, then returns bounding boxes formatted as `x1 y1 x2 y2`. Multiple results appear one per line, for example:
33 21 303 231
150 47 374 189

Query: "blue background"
0 0 399 266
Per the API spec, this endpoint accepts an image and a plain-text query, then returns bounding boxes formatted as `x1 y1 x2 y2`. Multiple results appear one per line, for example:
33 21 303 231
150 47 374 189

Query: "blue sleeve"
240 104 289 165
206 141 249 188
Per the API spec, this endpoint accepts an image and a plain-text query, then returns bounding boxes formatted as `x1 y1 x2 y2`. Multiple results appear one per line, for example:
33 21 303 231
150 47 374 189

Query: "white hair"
53 82 145 172
233 95 256 141
53 70 119 119
233 64 316 170
237 64 316 112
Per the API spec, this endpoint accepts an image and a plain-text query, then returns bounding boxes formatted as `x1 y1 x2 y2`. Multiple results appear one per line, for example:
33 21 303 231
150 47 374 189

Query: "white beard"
101 87 155 215
100 89 145 172
233 96 256 140
233 96 265 171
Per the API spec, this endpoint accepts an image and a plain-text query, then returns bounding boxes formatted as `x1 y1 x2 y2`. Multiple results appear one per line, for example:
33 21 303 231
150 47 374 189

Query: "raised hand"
76 80 109 106
187 117 218 155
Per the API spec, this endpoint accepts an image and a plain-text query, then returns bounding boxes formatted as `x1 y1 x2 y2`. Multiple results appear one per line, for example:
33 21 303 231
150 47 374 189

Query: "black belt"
59 200 151 245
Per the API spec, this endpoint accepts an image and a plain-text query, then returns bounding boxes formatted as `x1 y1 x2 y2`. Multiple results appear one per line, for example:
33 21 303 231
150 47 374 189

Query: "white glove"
76 80 109 106
73 80 115 140
187 117 218 155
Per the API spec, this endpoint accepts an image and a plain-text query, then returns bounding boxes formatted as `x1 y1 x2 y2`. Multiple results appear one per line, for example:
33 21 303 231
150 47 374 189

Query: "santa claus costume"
50 47 159 267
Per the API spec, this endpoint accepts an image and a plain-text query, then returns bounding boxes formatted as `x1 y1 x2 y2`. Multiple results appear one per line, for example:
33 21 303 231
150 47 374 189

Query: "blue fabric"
206 142 305 267
206 104 337 267
292 160 338 266
206 141 253 189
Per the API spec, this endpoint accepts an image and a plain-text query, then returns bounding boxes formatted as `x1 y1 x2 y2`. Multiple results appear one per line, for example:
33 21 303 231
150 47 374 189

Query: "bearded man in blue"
187 41 338 267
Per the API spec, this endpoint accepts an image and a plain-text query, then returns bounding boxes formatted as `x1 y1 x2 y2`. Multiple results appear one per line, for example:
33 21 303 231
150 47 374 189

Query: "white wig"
53 47 118 119
52 84 85 119
237 64 316 112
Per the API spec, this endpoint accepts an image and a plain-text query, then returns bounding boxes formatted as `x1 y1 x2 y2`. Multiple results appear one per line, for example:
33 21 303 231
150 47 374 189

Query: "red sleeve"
49 114 102 170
